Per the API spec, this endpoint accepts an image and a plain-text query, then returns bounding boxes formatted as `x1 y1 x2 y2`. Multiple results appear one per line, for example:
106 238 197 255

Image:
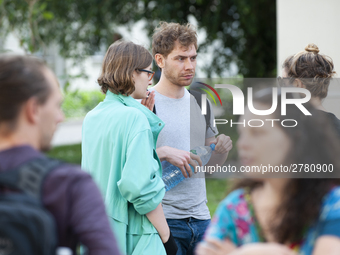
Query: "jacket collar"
105 91 164 145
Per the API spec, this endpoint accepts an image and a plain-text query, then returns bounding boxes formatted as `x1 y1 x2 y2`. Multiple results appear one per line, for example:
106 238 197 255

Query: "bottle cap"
56 247 72 255
210 143 216 151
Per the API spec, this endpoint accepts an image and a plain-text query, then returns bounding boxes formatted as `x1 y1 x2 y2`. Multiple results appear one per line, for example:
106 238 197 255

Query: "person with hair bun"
81 41 177 255
281 43 340 136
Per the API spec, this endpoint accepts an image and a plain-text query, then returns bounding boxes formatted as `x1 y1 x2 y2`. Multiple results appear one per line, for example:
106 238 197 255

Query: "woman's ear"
293 79 306 89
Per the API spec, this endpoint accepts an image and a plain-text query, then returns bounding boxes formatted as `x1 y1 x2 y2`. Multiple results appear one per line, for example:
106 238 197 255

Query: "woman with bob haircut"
81 41 177 255
196 89 340 255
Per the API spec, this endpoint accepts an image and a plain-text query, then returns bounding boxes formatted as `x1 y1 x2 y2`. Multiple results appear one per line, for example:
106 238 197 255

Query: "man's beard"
163 67 194 87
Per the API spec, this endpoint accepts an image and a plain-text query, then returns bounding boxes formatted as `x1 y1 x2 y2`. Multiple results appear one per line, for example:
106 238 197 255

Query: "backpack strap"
188 89 217 134
0 157 62 201
152 104 157 115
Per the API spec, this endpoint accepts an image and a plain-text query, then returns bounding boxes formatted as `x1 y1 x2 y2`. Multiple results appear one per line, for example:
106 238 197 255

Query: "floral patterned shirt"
204 187 340 255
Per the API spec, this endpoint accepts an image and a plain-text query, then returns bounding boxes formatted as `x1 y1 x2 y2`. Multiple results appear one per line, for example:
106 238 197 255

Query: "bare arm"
146 203 170 243
156 146 202 178
312 236 340 255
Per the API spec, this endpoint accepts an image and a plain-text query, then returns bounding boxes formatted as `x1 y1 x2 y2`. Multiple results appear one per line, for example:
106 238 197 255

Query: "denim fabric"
167 218 210 255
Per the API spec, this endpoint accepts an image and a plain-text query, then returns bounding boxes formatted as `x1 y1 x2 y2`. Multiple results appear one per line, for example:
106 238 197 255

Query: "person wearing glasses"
81 41 177 255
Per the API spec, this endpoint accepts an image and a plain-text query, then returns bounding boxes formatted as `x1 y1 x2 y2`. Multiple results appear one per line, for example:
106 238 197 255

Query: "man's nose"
184 58 194 70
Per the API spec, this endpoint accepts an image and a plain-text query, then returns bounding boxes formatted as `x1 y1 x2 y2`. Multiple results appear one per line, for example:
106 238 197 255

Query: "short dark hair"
97 41 153 95
152 22 197 58
0 55 51 128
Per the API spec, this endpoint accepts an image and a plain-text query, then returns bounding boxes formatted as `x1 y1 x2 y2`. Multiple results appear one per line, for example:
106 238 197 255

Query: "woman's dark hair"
0 55 51 130
98 40 153 95
282 43 336 99
234 89 340 244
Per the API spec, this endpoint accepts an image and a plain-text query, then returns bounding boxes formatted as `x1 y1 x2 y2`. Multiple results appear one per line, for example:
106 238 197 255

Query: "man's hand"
158 146 202 178
209 134 232 154
141 90 155 112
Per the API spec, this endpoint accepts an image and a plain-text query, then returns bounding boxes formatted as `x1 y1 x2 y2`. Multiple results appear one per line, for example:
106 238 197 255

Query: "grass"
46 144 82 164
47 144 229 217
206 178 229 216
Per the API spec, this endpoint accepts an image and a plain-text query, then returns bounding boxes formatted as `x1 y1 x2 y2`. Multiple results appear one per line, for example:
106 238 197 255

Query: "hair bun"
305 43 320 54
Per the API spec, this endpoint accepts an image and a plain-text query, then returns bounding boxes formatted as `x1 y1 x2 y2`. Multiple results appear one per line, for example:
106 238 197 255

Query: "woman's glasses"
138 69 155 81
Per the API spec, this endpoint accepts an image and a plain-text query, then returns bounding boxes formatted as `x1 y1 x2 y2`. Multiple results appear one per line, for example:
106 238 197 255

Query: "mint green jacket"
81 91 166 253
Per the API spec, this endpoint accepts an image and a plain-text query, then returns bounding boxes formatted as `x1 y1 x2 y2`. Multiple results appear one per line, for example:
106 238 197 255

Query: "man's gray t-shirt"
149 88 218 220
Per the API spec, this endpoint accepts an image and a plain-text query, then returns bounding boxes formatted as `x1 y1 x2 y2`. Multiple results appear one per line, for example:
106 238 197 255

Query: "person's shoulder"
114 106 151 136
42 160 96 204
320 186 340 221
189 89 214 113
86 100 149 127
127 107 150 126
220 188 246 208
47 161 92 183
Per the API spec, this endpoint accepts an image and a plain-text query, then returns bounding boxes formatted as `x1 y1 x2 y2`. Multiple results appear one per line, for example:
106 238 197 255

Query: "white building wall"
277 0 340 117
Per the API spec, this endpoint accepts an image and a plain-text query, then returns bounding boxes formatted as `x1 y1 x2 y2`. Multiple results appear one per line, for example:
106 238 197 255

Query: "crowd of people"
0 21 340 255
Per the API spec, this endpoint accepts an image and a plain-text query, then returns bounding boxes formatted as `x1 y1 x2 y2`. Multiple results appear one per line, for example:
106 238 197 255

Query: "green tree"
1 0 276 77
139 0 276 77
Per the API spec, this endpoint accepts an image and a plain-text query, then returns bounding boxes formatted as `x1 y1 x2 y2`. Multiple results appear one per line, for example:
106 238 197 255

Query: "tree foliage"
1 0 276 77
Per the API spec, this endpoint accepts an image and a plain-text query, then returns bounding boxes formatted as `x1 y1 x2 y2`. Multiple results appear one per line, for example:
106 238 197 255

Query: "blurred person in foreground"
0 55 121 254
196 90 340 255
280 43 340 135
81 41 177 255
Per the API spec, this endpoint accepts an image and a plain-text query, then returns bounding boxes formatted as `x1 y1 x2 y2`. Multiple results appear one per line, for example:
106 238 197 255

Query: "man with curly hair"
148 22 233 255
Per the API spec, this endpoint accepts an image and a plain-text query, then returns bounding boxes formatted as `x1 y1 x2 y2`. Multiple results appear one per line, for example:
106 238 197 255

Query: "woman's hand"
141 90 155 111
312 236 340 255
196 241 298 255
195 238 236 255
232 243 298 255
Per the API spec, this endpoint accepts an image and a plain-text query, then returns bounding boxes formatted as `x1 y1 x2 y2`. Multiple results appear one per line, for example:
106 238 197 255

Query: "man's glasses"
138 69 155 81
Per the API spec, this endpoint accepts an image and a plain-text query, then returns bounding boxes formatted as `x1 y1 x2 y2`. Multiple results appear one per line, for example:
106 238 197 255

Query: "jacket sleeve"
117 128 165 215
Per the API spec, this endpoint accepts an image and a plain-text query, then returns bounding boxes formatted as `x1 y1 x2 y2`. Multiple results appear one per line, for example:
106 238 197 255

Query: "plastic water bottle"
56 247 72 255
162 144 215 191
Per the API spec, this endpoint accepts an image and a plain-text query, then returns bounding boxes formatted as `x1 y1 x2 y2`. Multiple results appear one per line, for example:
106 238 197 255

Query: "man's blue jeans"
167 218 211 255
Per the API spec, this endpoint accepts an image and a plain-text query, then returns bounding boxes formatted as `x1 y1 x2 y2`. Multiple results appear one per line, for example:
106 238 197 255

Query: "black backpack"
152 89 217 134
0 157 62 255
